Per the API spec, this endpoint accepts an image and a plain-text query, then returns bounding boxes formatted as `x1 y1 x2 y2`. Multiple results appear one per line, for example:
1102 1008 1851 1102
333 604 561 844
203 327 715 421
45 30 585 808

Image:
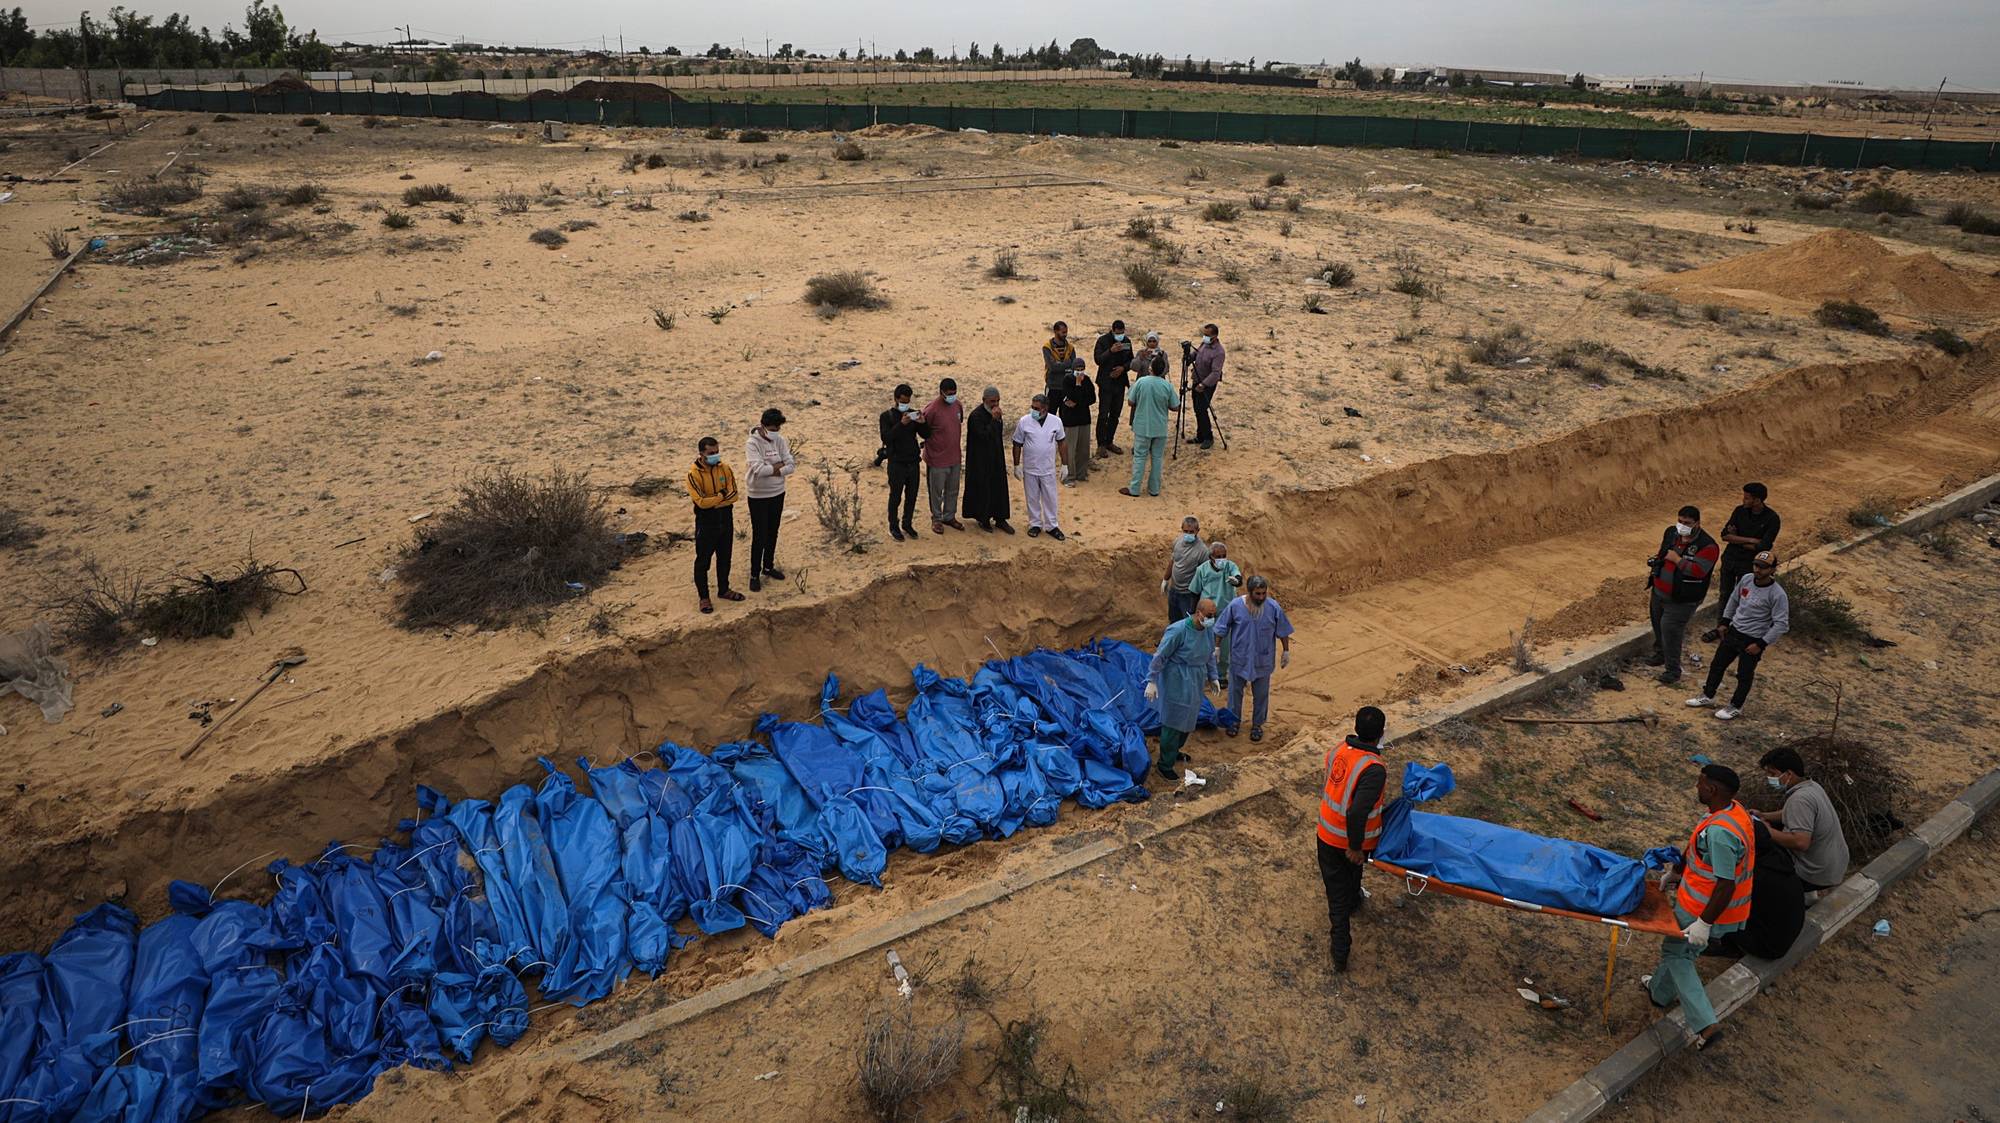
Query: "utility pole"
1923 76 1947 131
402 25 413 67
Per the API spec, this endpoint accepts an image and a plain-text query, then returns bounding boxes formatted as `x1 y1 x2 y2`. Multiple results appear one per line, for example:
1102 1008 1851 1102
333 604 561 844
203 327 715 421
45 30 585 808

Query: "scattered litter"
1922 660 1939 671
1364 183 1425 193
422 350 443 363
1872 919 1891 936
1354 1094 1368 1107
1566 799 1603 822
1360 454 1373 463
886 949 912 998
834 359 862 370
1517 986 1573 1009
0 191 12 204
377 566 398 584
407 511 432 523
1179 769 1207 789
564 581 587 593
0 622 75 723
1690 753 1714 766
99 702 123 719
754 1070 779 1081
139 637 158 647
1342 406 1363 417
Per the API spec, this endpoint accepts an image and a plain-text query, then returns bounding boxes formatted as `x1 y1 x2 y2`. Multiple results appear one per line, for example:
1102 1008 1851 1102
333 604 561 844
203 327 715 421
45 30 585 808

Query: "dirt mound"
1646 229 2000 323
527 80 683 103
851 122 944 139
248 75 313 95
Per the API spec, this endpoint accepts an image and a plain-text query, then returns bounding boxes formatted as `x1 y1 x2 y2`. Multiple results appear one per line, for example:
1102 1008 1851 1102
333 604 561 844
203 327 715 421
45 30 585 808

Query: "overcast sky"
19 0 1997 90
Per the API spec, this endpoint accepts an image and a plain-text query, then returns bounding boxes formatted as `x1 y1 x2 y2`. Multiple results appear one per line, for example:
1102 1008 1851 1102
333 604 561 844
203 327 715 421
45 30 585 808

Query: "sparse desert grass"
529 227 567 247
804 271 884 310
1915 326 1971 356
1202 200 1241 222
105 176 203 214
833 140 867 161
395 468 622 629
1465 323 1532 366
1323 262 1356 288
401 183 458 205
1815 300 1889 336
989 251 1019 279
1124 260 1168 300
1849 186 1917 215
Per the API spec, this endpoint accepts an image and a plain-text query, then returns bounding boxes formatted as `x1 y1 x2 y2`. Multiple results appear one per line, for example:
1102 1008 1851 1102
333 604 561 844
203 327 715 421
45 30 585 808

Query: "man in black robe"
963 385 1014 533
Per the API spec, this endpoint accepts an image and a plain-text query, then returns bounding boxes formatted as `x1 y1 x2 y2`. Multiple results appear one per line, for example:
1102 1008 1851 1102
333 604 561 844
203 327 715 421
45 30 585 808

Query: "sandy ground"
331 522 2000 1122
3 107 2000 951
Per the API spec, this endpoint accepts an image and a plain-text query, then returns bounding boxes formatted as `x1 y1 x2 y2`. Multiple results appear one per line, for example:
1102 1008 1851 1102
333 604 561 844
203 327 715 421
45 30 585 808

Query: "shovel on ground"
1498 712 1659 728
181 650 307 761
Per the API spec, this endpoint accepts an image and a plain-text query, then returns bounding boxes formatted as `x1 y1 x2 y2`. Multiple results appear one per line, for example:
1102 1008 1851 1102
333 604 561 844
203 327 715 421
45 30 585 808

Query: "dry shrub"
1791 192 1836 211
988 251 1019 279
702 126 729 140
1123 215 1156 240
1466 323 1532 365
1815 300 1888 335
833 140 867 161
857 1005 963 1123
738 128 770 143
1509 614 1544 673
40 229 71 258
495 190 530 214
39 552 304 654
1216 1076 1295 1122
676 209 710 222
1915 326 1970 356
105 176 204 214
1245 192 1272 212
1123 260 1167 300
1775 565 1863 641
1265 170 1288 187
1202 200 1241 222
0 508 46 549
394 468 623 629
993 1015 1090 1122
402 183 459 205
810 466 875 553
381 211 413 229
278 182 324 206
1323 262 1355 287
218 185 265 211
804 270 883 309
1849 186 1916 215
1776 735 1909 864
529 227 567 247
1301 292 1325 314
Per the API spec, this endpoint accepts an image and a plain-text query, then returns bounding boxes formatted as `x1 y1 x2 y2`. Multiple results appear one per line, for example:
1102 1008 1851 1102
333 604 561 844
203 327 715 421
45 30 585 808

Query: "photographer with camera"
1119 344 1182 498
1646 504 1721 685
1042 321 1087 402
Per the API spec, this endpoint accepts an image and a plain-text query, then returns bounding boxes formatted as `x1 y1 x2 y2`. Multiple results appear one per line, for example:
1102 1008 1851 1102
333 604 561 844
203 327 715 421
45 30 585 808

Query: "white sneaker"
1713 707 1741 721
1685 695 1716 708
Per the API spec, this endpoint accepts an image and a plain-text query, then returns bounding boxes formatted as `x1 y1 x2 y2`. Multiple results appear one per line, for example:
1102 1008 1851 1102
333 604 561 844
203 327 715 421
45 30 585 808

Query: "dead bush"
738 128 770 143
833 140 867 161
39 552 304 654
105 176 204 214
1202 200 1241 222
1915 326 1971 356
1215 1076 1295 1122
1757 734 1910 864
218 185 266 211
1322 262 1355 288
380 211 413 230
1246 192 1273 212
278 182 324 206
702 126 729 140
495 189 531 214
810 466 876 553
529 227 568 247
401 183 459 205
992 1015 1091 1122
1465 323 1532 365
1791 191 1836 211
40 229 72 258
804 270 884 310
1124 260 1168 300
0 507 47 549
1123 216 1156 240
1814 300 1889 335
1849 185 1917 215
988 251 1019 279
1509 614 1545 673
394 468 624 630
857 1005 964 1123
1776 565 1864 641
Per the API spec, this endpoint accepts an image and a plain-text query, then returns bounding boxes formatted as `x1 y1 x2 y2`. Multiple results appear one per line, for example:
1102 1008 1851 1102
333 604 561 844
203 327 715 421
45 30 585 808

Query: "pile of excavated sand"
1646 229 2000 322
849 122 944 139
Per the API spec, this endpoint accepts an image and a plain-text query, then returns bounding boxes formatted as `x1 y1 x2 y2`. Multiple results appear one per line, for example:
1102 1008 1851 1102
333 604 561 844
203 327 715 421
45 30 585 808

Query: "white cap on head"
1145 331 1160 342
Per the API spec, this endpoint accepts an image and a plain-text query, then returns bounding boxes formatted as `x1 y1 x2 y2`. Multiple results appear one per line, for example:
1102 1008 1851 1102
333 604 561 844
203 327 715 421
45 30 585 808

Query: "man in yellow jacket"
688 436 743 614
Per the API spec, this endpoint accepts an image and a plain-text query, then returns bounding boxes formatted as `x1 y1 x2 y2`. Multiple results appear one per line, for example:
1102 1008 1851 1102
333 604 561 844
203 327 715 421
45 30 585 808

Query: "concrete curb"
1521 766 2000 1123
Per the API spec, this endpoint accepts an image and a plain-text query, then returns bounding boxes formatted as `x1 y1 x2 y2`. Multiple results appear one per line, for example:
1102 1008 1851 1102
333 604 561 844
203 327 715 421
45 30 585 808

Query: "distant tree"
990 42 1002 64
662 46 679 56
1201 57 1213 75
837 47 847 61
894 48 907 62
1448 70 1465 88
242 0 286 63
777 42 792 58
636 44 648 55
1379 66 1395 85
967 40 978 65
1470 73 1486 87
426 51 460 82
0 7 33 63
913 46 935 63
1065 37 1103 68
1569 72 1587 91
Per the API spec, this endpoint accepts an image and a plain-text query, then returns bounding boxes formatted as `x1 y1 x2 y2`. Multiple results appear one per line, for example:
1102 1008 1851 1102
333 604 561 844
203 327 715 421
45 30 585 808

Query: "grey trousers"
1228 673 1271 728
926 464 961 522
1649 590 1698 678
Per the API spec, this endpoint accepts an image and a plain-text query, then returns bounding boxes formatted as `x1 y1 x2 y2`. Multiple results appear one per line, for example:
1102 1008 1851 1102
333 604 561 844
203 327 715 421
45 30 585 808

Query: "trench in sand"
4 338 1998 956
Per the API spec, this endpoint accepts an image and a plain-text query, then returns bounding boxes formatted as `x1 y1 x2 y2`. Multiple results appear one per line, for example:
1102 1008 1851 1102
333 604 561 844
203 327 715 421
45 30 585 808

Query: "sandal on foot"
719 590 745 602
699 599 714 614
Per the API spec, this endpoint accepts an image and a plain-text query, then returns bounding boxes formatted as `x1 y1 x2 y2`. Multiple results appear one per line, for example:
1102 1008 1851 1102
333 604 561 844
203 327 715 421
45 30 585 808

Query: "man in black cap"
1093 319 1135 457
1645 764 1753 1051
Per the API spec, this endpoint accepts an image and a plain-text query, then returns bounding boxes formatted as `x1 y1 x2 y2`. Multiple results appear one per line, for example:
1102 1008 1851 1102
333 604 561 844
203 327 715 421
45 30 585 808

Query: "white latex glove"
1161 580 1170 595
1207 677 1221 693
1681 918 1712 949
1058 464 1069 482
1143 681 1158 703
1280 650 1291 669
1011 464 1022 480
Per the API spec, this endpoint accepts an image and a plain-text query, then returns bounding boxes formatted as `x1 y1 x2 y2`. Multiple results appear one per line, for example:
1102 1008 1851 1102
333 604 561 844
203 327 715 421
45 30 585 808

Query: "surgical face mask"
1033 408 1046 421
1181 533 1198 545
1202 333 1214 344
1766 775 1783 790
1193 616 1208 630
1210 558 1224 568
1675 522 1694 537
896 402 913 412
1113 333 1126 342
703 453 720 466
944 394 957 404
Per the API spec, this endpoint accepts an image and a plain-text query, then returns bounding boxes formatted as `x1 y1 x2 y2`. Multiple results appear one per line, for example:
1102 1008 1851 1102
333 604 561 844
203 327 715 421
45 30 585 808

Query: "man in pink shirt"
919 377 966 533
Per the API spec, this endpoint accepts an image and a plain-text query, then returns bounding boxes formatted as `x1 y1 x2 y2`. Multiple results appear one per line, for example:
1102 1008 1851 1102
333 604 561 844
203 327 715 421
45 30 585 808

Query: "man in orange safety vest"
1315 706 1389 974
1645 763 1755 1050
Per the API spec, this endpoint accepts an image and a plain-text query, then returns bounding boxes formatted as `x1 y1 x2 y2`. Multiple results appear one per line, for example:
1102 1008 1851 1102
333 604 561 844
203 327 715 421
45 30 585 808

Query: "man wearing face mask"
1161 516 1208 623
1121 342 1181 498
1042 320 1086 402
1645 764 1752 1052
687 436 743 614
1092 319 1134 457
1010 392 1069 540
962 386 1014 534
1686 550 1789 721
880 383 927 542
1316 705 1388 975
919 378 966 534
1213 575 1293 743
1191 322 1225 451
1646 504 1720 686
1749 746 1848 895
1056 361 1096 486
743 408 794 593
1145 596 1218 780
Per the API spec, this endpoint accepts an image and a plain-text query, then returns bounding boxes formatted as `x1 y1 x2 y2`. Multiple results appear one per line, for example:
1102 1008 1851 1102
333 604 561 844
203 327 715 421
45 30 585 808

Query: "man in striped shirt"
1646 505 1721 686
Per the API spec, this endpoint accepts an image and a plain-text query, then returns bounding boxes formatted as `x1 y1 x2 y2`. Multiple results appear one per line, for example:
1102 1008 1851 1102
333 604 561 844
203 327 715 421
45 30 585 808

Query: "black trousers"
1193 385 1216 443
1703 625 1765 708
1316 839 1366 968
747 494 784 575
1716 559 1750 608
693 506 733 600
886 461 920 529
1095 379 1127 449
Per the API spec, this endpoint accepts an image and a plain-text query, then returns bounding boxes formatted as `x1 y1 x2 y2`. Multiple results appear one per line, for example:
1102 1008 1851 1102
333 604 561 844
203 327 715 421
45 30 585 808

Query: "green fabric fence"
139 88 1998 172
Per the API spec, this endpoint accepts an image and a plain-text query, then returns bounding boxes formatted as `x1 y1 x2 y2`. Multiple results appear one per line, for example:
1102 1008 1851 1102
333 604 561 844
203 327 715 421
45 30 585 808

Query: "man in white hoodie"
744 407 796 592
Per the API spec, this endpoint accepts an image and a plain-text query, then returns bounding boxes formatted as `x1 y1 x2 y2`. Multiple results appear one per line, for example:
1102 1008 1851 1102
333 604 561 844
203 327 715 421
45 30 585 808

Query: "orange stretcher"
1369 858 1684 1027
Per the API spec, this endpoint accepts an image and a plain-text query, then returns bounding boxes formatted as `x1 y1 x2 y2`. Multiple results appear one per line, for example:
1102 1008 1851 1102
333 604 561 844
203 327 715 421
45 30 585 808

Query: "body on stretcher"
1368 856 1683 936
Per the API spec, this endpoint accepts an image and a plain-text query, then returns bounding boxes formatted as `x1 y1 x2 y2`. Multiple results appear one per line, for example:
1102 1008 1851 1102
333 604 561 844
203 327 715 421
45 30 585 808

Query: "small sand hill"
1647 229 2000 322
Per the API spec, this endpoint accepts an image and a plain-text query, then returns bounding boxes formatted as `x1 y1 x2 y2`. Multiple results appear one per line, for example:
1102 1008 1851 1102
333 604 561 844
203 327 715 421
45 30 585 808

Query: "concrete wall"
98 66 1121 98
